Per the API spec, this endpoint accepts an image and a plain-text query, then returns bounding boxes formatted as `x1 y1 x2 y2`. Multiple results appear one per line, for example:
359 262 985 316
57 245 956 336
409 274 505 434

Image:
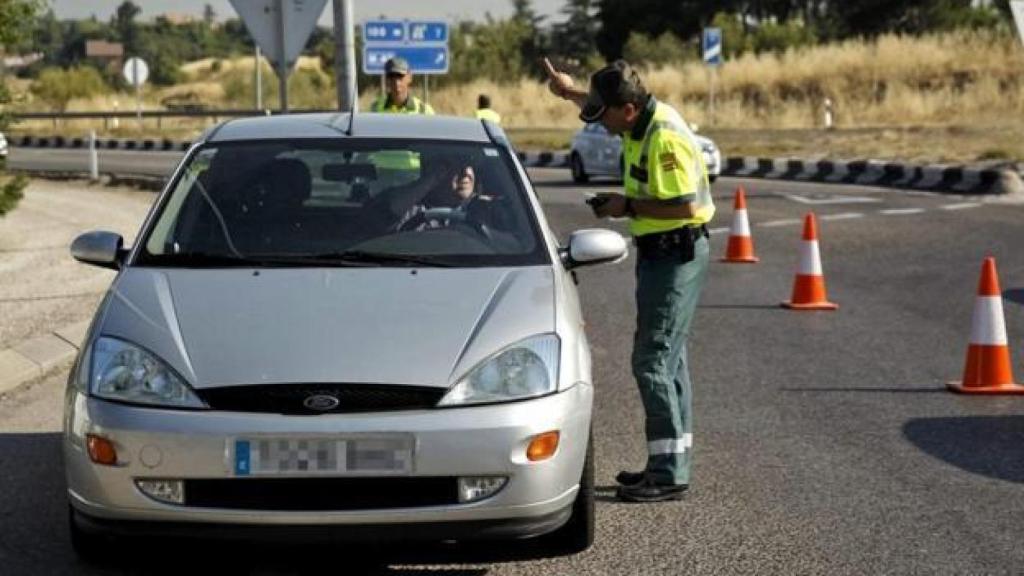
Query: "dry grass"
8 31 1024 163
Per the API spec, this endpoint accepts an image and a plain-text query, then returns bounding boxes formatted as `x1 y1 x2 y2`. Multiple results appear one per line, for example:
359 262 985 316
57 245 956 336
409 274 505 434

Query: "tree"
552 0 601 69
203 3 216 27
30 66 108 112
510 0 547 78
0 0 42 217
113 0 141 53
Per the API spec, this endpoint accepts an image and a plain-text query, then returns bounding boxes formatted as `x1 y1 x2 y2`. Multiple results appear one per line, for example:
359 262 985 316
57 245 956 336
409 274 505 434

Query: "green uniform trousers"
631 235 709 485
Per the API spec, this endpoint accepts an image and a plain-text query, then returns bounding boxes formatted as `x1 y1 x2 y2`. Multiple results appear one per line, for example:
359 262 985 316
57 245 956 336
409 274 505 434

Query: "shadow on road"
1003 288 1024 306
780 387 947 394
0 432 582 575
903 416 1024 484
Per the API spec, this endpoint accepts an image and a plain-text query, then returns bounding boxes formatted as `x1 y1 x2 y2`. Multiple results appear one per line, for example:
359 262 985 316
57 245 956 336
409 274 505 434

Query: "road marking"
759 219 803 228
880 208 926 215
821 212 865 222
708 227 729 236
786 194 881 205
940 202 982 211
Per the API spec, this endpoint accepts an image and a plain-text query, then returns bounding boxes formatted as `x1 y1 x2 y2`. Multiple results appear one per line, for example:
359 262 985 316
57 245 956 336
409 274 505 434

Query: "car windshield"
138 139 548 268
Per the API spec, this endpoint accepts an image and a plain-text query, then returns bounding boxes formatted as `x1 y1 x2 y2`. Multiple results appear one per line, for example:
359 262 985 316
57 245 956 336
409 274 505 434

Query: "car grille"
184 477 459 511
195 384 446 415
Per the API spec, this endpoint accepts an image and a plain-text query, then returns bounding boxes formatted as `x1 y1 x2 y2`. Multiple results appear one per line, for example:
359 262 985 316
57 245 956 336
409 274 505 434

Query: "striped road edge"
720 156 1020 195
516 151 570 168
12 135 192 152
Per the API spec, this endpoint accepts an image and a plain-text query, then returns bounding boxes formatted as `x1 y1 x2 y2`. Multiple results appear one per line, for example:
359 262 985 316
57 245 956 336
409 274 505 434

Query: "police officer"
543 58 714 503
474 94 501 124
370 57 435 114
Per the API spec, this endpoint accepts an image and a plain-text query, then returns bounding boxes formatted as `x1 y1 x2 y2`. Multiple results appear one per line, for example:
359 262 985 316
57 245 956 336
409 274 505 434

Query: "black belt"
633 225 708 261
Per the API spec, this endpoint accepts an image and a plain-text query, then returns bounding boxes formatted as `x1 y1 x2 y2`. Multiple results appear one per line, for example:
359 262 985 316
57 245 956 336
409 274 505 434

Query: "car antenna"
344 82 358 136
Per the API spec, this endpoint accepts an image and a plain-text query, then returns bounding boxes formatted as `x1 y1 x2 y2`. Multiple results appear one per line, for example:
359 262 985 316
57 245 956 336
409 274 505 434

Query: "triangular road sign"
229 0 327 71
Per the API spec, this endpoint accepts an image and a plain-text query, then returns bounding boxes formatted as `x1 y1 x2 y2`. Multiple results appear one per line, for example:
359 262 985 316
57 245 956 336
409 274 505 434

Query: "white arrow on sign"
122 57 149 87
229 0 326 71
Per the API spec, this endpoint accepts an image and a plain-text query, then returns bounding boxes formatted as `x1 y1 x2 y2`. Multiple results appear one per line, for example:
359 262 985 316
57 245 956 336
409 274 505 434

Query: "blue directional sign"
364 20 405 43
363 46 449 74
408 21 448 43
703 27 723 67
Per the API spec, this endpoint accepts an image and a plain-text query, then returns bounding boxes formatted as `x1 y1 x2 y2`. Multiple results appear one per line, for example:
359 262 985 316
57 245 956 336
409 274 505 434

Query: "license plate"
231 435 414 477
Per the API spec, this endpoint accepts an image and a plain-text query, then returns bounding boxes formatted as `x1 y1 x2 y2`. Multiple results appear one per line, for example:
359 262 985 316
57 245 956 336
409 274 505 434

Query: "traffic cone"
721 186 759 263
948 257 1024 394
781 213 838 311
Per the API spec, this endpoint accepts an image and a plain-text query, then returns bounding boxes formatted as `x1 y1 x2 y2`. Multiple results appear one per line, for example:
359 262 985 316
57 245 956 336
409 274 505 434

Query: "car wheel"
570 153 589 184
542 433 595 554
709 174 717 183
69 505 113 565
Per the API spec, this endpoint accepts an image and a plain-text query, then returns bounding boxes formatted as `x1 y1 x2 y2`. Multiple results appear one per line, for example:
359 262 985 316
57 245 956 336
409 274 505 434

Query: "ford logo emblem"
303 394 340 411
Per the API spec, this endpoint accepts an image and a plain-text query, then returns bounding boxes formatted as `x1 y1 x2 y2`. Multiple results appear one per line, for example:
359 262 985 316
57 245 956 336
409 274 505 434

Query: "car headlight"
438 334 560 407
90 337 207 409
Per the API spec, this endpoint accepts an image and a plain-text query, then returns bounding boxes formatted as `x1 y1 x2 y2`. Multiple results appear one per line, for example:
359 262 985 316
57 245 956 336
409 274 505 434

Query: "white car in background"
0 132 8 158
569 123 720 184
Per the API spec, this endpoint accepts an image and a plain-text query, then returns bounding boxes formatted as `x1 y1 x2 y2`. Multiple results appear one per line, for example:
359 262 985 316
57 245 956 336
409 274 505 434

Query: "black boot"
614 470 646 486
616 477 688 503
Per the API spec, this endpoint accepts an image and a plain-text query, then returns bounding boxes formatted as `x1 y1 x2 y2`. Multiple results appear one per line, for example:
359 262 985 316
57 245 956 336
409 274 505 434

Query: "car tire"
709 174 717 183
69 505 112 565
570 153 589 184
542 433 595 554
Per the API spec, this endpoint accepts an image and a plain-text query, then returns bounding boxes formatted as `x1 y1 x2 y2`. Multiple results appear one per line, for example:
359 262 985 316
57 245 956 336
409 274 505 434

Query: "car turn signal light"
527 430 560 462
87 434 118 466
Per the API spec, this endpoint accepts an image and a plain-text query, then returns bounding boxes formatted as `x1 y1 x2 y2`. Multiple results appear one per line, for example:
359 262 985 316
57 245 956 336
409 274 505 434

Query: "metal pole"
88 130 99 182
255 45 263 110
135 81 143 131
334 0 357 111
423 76 428 107
276 0 289 112
708 68 716 126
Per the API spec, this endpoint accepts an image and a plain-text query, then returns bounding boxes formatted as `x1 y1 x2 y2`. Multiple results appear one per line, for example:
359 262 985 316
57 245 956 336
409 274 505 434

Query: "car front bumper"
64 382 592 540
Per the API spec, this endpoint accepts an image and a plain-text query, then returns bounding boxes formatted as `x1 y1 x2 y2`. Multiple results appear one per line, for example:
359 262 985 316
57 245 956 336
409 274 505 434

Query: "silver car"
569 122 721 183
64 114 627 559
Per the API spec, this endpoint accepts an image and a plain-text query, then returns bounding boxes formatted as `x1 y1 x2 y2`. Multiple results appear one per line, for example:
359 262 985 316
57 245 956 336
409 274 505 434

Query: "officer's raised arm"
541 57 588 109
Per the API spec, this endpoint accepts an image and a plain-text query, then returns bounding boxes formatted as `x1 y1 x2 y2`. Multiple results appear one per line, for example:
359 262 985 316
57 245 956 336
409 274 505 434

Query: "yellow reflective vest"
474 108 501 124
623 99 715 236
368 95 434 170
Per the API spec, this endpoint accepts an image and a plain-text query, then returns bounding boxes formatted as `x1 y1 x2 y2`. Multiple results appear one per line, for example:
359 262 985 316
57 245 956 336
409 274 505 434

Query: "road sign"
1012 1 1024 47
364 20 405 43
122 57 149 87
408 21 448 43
703 27 723 67
363 46 449 75
229 0 327 71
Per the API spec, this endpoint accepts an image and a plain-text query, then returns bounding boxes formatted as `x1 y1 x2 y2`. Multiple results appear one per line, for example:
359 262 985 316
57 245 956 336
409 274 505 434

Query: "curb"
0 321 89 396
12 135 192 152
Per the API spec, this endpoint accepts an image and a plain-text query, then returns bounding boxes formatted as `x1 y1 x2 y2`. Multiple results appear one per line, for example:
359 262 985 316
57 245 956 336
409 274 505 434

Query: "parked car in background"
64 113 629 560
569 122 721 184
0 132 8 158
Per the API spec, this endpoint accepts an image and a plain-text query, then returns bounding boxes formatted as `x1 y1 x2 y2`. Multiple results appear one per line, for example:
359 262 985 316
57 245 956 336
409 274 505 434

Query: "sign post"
702 27 722 125
229 0 327 113
1011 1 1024 47
363 19 449 106
122 56 149 131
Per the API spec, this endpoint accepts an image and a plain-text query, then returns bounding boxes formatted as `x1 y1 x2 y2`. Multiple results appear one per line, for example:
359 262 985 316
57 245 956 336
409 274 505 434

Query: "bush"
30 65 108 111
623 31 692 68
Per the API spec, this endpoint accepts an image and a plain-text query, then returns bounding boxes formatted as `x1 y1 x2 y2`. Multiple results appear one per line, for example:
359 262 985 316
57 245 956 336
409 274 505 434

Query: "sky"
49 0 568 26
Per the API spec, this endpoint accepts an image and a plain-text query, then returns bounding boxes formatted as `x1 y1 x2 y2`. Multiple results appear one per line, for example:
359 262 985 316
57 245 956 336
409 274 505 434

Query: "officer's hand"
592 193 626 219
541 57 574 99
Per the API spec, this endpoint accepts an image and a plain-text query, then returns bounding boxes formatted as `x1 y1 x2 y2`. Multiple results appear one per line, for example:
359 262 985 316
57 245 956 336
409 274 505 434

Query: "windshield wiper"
141 252 364 268
308 250 455 268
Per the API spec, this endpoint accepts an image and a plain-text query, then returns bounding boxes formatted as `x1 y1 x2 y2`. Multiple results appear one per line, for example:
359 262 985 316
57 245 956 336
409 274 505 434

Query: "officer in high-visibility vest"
370 57 435 114
474 94 501 124
544 58 714 503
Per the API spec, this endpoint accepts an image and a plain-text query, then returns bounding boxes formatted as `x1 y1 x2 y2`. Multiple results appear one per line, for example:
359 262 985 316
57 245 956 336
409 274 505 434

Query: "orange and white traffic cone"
948 257 1024 394
781 213 838 311
721 186 759 263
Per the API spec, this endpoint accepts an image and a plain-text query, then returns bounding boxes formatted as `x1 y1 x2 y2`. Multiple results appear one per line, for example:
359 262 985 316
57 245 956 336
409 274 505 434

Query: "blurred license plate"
231 435 414 477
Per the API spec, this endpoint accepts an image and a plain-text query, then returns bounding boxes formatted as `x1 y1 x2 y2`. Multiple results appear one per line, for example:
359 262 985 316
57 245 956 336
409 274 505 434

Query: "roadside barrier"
948 258 1024 395
721 186 759 263
781 213 838 311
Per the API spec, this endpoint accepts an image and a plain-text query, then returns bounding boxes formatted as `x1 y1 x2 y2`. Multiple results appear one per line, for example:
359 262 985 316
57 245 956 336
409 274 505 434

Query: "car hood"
98 266 555 389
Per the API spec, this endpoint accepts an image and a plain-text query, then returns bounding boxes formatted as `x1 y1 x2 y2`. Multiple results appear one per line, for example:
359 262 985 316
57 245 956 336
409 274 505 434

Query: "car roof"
204 113 494 144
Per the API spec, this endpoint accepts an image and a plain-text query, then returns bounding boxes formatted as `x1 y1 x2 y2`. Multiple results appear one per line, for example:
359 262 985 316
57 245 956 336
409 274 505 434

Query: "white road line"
708 227 730 235
821 212 865 221
940 202 982 211
758 219 803 228
880 208 926 215
786 194 881 205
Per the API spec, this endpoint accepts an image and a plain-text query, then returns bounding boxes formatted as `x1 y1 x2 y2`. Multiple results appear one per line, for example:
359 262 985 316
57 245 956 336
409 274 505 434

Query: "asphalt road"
1 167 1023 574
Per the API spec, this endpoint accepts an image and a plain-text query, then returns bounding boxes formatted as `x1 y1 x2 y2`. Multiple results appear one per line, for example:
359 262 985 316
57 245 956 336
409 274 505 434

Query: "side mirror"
562 229 628 269
71 231 126 270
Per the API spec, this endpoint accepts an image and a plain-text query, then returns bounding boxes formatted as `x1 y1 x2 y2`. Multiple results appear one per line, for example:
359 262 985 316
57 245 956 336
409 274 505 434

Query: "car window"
139 139 549 268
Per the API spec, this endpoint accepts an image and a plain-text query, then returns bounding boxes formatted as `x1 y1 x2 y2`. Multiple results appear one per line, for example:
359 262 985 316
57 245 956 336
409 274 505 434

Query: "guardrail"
12 108 332 121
